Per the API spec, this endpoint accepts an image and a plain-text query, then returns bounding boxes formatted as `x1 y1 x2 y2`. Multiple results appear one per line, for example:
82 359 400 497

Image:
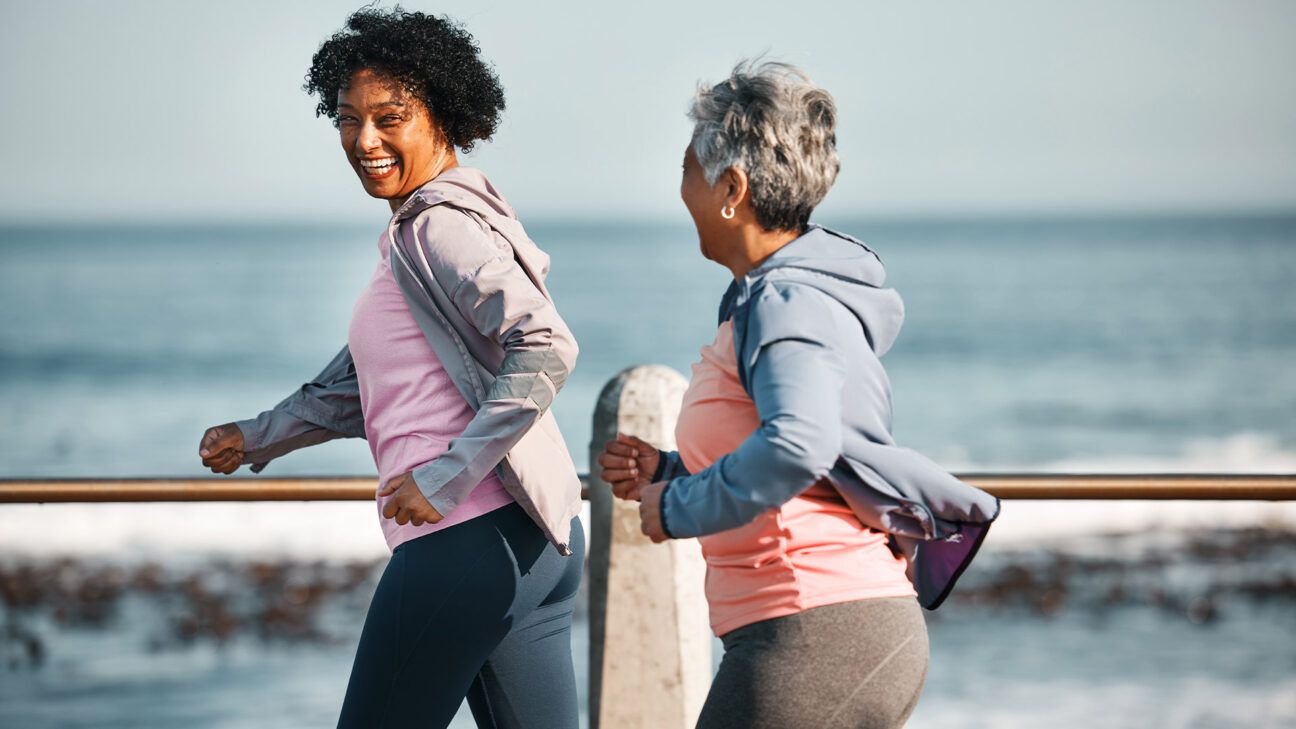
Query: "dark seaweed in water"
934 526 1296 622
0 557 383 670
1 526 1293 671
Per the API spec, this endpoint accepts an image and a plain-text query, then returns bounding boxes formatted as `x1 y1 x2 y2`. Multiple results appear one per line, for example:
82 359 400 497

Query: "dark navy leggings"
337 503 585 729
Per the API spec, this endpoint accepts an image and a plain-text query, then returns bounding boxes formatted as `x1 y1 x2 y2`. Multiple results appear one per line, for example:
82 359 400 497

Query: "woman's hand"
378 471 444 527
638 481 670 543
199 423 245 474
598 433 660 501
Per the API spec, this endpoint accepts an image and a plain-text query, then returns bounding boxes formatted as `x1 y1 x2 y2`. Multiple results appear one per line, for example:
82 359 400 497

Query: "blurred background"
1 1 1294 727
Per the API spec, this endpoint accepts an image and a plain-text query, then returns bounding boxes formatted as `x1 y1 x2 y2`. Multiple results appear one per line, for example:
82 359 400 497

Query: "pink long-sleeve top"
348 229 514 552
675 320 915 636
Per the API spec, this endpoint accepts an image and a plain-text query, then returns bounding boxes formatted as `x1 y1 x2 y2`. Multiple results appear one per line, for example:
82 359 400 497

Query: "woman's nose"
356 122 381 153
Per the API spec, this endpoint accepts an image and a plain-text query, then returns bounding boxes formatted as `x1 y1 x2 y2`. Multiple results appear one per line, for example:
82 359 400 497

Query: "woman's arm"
658 286 848 538
232 344 367 472
401 207 579 517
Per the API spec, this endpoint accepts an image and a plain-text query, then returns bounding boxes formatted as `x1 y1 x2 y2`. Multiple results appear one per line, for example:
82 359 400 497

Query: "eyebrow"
337 101 407 110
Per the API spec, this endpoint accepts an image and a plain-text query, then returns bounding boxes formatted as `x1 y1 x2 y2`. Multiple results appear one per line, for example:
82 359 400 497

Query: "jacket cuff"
232 417 266 454
410 459 467 519
659 479 676 539
232 416 274 473
651 449 669 482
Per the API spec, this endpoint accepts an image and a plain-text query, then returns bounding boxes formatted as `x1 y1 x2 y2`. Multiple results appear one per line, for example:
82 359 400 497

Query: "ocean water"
2 216 1295 728
2 215 1294 479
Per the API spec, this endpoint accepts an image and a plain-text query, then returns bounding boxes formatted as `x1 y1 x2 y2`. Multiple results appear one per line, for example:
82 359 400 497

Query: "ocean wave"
929 431 1296 474
1035 431 1296 473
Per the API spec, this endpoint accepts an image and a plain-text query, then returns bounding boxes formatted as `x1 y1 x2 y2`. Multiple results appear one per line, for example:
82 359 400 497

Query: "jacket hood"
390 166 551 282
735 224 905 356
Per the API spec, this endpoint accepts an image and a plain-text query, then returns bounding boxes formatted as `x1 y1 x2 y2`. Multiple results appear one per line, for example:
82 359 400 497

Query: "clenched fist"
597 432 661 502
198 423 245 474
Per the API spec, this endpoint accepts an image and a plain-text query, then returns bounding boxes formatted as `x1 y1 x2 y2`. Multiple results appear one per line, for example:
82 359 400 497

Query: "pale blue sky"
2 0 1294 222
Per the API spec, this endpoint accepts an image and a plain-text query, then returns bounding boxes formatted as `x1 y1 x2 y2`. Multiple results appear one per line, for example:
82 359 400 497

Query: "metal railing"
2 473 1294 503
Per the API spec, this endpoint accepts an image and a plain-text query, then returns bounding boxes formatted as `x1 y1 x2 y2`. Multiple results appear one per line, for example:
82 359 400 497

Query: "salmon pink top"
348 230 514 552
674 320 915 636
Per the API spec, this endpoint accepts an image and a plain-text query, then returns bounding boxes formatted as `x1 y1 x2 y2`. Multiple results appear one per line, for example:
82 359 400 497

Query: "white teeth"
360 158 397 169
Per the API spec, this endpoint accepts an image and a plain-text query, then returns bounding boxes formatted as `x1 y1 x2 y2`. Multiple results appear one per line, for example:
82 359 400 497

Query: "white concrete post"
588 365 712 729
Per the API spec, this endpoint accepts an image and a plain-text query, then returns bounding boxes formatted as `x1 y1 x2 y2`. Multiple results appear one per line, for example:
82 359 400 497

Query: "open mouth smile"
359 156 399 179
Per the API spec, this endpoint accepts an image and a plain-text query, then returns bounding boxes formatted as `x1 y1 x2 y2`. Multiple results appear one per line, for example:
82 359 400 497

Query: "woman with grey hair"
599 61 999 728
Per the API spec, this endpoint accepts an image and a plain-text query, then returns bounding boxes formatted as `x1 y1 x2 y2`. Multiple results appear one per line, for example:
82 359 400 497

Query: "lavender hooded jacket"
233 167 584 555
655 225 1001 608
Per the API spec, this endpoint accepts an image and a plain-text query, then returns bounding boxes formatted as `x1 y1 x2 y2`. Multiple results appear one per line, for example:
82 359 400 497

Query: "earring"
721 206 735 220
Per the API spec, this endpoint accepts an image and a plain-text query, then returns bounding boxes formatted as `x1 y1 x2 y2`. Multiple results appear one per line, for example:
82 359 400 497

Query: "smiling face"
336 69 457 210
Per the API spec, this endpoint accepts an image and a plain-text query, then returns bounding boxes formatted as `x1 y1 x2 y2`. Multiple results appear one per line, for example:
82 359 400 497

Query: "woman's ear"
722 166 750 209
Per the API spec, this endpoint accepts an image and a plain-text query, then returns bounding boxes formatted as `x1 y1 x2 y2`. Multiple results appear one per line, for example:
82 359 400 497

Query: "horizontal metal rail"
0 474 1293 503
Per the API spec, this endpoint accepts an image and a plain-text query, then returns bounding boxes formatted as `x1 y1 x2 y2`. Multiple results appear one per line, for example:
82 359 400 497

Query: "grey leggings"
696 597 929 729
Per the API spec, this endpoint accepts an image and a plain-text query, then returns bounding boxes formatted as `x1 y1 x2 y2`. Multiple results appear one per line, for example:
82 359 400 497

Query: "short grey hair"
689 60 840 232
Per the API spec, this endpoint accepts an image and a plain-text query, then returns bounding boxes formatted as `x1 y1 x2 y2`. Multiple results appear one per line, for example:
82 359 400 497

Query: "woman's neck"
388 153 460 213
722 226 803 280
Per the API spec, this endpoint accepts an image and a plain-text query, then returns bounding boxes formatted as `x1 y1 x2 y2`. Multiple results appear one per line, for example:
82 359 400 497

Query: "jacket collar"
389 166 513 223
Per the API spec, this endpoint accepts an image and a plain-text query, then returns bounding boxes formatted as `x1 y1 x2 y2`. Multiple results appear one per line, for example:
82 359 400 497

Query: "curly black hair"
303 6 505 152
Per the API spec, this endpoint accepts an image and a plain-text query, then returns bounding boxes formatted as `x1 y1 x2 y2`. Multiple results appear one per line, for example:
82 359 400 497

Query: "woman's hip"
392 502 584 608
699 597 929 729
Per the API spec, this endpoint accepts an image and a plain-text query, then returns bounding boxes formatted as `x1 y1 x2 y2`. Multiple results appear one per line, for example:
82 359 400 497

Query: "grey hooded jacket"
233 167 584 555
655 224 1001 608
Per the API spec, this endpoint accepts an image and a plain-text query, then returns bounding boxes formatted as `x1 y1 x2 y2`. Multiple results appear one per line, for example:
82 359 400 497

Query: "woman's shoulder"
402 203 511 287
739 280 856 354
740 260 904 359
750 277 854 324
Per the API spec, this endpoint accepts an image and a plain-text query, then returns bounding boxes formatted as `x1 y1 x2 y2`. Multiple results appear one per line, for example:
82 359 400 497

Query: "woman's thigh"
336 504 579 729
466 514 585 729
696 597 929 729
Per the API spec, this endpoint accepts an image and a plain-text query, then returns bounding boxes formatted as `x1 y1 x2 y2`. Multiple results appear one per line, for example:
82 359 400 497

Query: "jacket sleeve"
233 344 367 473
659 286 847 538
403 209 579 516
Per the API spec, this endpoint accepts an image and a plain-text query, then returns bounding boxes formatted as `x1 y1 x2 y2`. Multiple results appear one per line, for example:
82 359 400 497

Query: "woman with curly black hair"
197 7 585 728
